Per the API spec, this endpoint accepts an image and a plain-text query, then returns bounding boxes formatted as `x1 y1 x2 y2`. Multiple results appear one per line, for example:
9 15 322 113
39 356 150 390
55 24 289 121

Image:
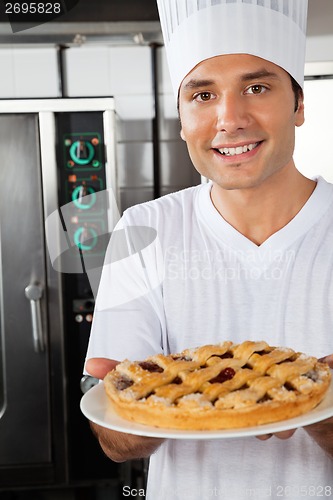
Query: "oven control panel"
55 110 116 480
56 111 110 321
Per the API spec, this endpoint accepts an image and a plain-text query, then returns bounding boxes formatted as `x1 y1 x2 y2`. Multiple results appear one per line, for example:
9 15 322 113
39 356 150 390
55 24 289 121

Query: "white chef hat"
157 0 308 96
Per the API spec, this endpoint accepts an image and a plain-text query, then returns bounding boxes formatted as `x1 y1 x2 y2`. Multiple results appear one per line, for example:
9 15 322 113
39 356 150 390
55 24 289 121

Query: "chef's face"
178 54 304 191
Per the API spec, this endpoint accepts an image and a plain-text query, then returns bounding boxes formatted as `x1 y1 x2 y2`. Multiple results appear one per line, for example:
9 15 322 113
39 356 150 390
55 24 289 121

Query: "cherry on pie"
103 341 331 430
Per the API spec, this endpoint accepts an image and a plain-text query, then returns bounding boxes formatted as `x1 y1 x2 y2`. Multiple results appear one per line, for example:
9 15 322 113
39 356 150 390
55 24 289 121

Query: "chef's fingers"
85 357 119 379
256 434 273 440
256 429 297 441
272 429 297 439
318 354 333 369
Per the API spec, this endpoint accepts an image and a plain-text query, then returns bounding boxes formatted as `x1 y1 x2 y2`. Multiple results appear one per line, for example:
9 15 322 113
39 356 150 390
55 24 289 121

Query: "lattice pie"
104 341 331 430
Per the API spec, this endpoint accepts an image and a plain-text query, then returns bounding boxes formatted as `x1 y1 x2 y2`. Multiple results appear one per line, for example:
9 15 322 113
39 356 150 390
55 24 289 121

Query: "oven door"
0 114 56 486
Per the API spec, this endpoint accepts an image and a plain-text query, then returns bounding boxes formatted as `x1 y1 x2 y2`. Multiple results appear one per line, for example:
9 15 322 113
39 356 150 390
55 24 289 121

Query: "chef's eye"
194 92 214 102
246 85 267 95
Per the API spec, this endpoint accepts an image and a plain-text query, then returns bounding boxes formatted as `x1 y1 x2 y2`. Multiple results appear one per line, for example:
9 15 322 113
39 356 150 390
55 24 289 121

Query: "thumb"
318 354 333 369
85 357 119 380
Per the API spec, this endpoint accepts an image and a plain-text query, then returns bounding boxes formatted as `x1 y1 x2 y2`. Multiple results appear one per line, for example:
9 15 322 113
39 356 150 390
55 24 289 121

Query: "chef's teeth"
219 142 258 156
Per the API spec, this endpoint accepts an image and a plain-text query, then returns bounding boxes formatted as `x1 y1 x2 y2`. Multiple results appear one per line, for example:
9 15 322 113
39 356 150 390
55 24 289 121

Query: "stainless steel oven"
0 98 120 489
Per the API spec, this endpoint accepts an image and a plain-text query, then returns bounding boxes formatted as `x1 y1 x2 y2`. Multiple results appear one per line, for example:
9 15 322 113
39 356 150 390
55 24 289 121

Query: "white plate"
80 379 333 439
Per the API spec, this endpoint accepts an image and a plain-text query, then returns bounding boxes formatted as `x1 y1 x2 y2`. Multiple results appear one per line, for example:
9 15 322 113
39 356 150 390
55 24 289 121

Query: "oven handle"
25 283 44 353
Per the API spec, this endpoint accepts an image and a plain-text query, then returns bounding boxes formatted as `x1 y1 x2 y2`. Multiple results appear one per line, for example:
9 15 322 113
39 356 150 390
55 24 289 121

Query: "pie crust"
103 341 332 430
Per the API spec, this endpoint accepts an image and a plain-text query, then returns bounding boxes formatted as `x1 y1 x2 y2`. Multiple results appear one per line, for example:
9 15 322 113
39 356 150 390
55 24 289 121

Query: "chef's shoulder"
122 185 201 227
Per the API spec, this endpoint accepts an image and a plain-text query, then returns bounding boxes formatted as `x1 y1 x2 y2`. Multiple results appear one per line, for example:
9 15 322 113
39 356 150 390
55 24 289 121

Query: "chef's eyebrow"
182 79 215 91
182 69 280 91
240 69 280 82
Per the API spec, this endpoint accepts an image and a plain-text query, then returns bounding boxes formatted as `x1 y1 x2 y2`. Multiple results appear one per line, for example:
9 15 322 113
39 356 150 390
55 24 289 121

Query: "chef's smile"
213 141 262 159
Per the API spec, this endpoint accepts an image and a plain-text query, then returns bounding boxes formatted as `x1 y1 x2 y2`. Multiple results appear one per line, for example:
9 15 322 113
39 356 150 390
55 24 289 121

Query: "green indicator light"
72 186 97 210
74 227 98 251
65 139 72 146
92 160 100 168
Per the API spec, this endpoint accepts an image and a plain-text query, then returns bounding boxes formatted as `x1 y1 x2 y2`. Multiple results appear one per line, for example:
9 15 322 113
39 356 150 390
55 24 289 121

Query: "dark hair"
290 75 303 112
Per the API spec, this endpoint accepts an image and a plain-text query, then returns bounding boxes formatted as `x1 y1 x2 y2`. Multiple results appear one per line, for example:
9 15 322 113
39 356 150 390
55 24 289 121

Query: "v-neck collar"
196 177 333 270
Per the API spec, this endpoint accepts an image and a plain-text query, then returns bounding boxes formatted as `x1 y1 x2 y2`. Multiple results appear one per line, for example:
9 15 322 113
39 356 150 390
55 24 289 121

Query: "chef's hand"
85 357 119 379
301 354 333 458
256 354 333 442
85 357 164 463
319 354 333 368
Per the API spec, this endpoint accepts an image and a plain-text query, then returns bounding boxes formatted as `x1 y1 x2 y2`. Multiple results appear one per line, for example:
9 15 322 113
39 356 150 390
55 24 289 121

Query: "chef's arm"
85 357 164 463
90 421 163 463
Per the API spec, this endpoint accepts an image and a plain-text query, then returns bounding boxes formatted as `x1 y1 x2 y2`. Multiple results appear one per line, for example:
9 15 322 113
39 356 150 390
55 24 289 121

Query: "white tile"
117 142 154 188
109 46 152 95
306 34 333 62
160 141 195 187
120 188 154 211
63 46 110 96
13 48 60 97
161 93 178 120
295 78 333 183
0 49 15 98
114 94 154 120
116 117 152 142
157 46 173 95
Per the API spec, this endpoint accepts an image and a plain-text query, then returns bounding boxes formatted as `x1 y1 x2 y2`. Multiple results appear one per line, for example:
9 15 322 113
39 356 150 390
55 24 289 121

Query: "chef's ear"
291 77 304 126
177 92 185 141
295 96 305 127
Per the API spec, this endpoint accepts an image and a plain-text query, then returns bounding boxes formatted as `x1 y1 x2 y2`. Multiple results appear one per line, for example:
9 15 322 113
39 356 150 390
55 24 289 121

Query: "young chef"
85 1 333 498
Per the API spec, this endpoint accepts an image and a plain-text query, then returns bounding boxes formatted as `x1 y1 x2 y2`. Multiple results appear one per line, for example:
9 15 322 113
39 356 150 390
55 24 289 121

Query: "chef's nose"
215 93 249 133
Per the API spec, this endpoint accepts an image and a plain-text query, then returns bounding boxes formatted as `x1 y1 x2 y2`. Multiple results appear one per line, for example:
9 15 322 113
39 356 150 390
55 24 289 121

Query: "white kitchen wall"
62 46 110 97
306 35 333 63
0 47 60 98
0 50 15 97
63 45 154 120
294 76 333 183
158 47 178 121
0 37 330 103
296 8 333 183
0 44 155 120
